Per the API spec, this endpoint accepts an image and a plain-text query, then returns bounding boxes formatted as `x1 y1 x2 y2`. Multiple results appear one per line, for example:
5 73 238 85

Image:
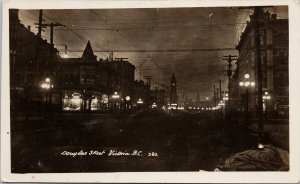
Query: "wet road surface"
11 110 257 173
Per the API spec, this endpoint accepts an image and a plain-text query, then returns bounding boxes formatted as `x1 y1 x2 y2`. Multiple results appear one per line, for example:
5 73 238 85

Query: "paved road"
11 110 258 173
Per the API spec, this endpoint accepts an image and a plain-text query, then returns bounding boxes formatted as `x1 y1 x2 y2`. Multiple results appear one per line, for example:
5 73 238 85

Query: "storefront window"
91 98 99 111
63 92 82 111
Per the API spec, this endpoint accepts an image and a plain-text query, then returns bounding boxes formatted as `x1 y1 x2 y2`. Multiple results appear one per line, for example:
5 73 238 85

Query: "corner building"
236 10 288 118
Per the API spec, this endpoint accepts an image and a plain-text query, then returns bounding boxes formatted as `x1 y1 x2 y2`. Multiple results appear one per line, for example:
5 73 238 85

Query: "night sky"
18 6 288 100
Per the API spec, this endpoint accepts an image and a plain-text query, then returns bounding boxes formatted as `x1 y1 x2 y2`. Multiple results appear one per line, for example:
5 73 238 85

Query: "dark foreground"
11 110 258 173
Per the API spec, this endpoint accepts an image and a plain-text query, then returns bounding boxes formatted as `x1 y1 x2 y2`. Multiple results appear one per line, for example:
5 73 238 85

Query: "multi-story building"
235 10 288 118
59 41 136 111
9 9 60 113
9 9 143 113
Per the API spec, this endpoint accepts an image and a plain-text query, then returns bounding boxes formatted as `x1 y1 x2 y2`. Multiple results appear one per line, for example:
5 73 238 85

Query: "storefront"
62 92 109 112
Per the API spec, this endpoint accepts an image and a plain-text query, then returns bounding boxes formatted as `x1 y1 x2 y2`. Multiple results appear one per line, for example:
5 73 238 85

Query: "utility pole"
213 84 216 106
45 22 65 65
238 6 272 147
253 7 264 146
45 22 65 104
115 57 128 95
223 55 238 116
157 75 160 90
36 10 45 37
35 12 65 104
144 76 153 87
219 79 222 100
223 55 238 91
33 10 46 99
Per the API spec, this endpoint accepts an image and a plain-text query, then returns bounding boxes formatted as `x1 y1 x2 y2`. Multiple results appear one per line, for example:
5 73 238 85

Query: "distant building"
235 9 288 117
169 73 178 108
59 41 136 111
150 87 167 108
132 80 150 107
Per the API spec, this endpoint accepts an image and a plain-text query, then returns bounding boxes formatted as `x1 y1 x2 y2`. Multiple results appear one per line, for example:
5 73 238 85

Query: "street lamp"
137 98 143 104
112 91 120 99
223 93 229 118
263 91 271 120
239 74 255 125
152 102 157 108
112 92 120 111
41 78 54 118
223 93 229 101
262 91 271 100
125 96 131 110
41 78 53 102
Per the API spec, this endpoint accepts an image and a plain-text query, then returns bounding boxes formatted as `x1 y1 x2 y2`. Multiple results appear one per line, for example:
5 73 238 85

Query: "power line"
61 48 236 53
89 10 141 50
43 14 86 43
53 23 247 31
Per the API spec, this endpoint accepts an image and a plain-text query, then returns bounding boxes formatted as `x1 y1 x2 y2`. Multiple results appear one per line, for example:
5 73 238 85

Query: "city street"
11 110 257 172
7 6 289 174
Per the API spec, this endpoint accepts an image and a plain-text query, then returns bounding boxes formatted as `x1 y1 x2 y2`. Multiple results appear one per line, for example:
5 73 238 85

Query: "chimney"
271 14 277 20
27 25 31 31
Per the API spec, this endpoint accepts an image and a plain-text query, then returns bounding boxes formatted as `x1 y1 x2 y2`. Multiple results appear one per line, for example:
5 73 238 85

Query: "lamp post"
41 78 54 102
218 100 225 118
223 93 229 118
137 98 144 110
239 74 255 125
263 91 271 120
112 91 120 112
125 96 131 111
41 78 53 117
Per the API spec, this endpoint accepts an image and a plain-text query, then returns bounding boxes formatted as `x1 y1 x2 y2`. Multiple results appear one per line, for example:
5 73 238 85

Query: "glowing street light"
41 78 53 90
137 98 143 104
239 74 255 125
151 102 157 108
223 93 229 101
263 91 271 120
112 91 120 99
125 96 130 101
40 78 53 115
239 74 255 88
263 92 271 100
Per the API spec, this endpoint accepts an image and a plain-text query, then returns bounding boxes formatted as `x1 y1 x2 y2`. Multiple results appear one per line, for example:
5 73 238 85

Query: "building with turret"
59 41 136 111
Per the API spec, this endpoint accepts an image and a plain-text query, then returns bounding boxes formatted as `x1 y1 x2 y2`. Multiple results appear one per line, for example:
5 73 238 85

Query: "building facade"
10 9 61 113
9 9 153 113
235 10 288 118
59 41 136 112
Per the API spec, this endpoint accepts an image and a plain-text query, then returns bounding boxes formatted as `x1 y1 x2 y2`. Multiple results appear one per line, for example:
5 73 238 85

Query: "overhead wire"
54 23 247 31
89 10 141 50
105 10 110 52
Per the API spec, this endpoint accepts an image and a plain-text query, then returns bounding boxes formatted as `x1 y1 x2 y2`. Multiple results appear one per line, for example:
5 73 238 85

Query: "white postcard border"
1 0 300 183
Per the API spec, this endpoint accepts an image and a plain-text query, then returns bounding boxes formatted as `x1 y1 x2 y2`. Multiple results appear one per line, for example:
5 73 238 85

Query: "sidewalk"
246 119 289 150
216 144 289 171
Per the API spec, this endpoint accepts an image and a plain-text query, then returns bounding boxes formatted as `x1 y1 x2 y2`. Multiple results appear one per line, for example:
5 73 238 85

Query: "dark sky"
18 6 288 100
